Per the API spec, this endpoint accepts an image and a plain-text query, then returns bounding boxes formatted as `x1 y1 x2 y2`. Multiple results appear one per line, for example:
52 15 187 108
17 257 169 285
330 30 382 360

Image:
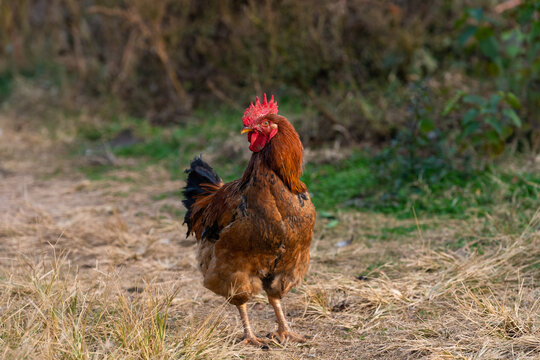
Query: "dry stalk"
87 4 191 108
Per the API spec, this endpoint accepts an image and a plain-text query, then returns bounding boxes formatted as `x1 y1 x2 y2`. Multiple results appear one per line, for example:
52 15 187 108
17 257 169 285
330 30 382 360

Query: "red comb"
242 94 278 126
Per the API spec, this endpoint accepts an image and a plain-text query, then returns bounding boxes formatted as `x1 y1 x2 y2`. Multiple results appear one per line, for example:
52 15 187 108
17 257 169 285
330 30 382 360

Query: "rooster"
182 95 315 346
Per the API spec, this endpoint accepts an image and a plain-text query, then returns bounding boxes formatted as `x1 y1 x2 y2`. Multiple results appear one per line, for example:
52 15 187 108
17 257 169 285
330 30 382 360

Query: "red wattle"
248 131 267 152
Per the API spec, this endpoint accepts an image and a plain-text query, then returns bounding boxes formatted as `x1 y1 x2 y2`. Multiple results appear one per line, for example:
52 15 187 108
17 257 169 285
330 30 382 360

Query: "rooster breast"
197 162 315 303
253 168 316 299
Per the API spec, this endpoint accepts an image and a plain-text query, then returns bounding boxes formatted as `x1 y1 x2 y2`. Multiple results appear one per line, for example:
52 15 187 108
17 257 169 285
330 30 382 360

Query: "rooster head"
241 94 279 152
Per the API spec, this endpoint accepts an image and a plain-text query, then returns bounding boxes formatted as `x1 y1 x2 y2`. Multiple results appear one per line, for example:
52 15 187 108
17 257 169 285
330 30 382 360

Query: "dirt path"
0 114 190 282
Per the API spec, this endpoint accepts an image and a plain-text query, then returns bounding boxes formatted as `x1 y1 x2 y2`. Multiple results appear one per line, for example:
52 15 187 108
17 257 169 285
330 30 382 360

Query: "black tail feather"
182 156 222 235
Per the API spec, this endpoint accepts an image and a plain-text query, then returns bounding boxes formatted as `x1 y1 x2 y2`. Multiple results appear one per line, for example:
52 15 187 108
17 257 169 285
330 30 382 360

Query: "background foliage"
0 0 538 215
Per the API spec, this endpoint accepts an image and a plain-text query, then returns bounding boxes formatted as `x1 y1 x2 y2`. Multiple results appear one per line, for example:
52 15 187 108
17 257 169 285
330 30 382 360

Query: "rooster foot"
242 336 270 349
267 330 306 344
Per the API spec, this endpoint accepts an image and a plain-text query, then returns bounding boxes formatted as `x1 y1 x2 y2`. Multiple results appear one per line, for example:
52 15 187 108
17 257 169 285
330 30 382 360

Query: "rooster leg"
267 296 306 343
237 304 269 348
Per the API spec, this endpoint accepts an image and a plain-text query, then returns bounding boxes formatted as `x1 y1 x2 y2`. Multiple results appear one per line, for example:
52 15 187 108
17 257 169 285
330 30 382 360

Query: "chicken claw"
266 296 307 344
242 336 270 349
267 330 306 343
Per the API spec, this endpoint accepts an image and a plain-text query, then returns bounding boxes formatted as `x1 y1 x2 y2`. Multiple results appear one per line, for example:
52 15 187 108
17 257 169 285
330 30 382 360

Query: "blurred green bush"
456 0 540 153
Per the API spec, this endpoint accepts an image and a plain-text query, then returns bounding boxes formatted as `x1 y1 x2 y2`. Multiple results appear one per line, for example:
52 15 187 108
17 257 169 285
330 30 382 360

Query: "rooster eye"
262 121 269 126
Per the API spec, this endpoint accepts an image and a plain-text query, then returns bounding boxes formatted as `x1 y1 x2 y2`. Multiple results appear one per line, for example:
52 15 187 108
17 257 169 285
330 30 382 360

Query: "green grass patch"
302 153 374 210
75 106 539 221
0 71 14 102
76 106 246 180
303 151 539 219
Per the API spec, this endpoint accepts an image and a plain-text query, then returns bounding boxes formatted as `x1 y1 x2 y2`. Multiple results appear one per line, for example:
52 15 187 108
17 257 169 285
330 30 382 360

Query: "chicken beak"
241 127 253 134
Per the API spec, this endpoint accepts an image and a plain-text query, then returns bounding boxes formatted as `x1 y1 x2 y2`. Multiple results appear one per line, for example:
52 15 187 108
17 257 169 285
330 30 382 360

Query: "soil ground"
1 114 539 359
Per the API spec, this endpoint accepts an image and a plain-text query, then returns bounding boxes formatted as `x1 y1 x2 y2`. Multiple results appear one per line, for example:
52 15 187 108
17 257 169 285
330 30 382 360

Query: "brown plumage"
183 106 315 346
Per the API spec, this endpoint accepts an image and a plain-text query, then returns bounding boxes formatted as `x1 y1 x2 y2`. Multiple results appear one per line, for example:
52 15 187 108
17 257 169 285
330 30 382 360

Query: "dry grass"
0 252 239 359
0 113 539 359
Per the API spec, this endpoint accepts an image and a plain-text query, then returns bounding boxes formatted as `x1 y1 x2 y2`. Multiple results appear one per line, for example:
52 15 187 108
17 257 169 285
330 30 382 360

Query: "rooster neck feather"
241 114 307 194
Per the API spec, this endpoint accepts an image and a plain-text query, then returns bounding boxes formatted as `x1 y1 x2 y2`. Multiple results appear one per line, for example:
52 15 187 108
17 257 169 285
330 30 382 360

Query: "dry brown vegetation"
1 109 539 360
0 0 473 140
